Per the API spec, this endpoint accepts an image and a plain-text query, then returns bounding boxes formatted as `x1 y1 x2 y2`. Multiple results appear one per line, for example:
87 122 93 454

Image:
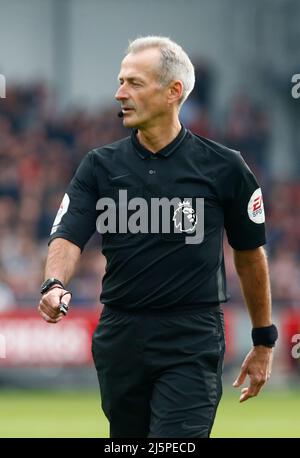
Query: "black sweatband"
252 324 278 347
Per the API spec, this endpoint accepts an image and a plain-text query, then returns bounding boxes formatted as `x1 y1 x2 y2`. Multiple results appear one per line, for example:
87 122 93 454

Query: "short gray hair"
126 36 195 109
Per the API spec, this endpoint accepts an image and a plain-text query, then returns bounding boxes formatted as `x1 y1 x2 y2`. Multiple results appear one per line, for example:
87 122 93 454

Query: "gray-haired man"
39 36 277 437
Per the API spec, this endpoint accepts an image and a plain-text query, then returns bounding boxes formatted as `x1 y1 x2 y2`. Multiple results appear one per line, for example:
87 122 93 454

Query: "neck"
136 118 182 153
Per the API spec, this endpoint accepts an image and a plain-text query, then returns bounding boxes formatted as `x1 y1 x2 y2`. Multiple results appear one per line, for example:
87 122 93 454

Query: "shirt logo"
247 188 265 224
50 193 70 235
173 200 198 233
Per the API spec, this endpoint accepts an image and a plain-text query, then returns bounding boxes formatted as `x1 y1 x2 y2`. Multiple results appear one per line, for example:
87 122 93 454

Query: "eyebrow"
118 76 144 83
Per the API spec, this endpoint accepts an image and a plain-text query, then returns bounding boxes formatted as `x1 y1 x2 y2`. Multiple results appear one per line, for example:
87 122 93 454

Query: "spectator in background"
223 93 270 178
270 250 300 304
180 60 216 138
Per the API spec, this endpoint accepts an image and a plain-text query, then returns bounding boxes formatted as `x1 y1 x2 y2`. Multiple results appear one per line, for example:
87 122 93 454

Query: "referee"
38 36 278 438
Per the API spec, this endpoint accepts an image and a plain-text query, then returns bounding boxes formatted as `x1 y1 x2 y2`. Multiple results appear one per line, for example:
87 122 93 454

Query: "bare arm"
45 238 81 284
232 246 274 402
233 246 272 327
38 238 81 324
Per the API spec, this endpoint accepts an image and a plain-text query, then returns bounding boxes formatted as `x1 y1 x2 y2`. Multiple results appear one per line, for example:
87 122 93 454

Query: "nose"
115 85 128 101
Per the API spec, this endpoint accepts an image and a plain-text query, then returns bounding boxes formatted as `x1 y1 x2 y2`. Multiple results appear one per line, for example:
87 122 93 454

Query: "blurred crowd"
0 76 299 310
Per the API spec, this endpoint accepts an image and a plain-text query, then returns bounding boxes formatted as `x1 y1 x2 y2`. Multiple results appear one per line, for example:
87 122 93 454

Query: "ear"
167 80 183 106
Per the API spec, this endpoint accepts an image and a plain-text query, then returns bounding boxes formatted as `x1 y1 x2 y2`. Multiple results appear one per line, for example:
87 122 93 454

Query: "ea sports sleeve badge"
247 188 265 224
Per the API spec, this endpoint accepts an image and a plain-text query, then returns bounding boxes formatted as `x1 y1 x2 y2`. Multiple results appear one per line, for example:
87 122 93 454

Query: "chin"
125 115 150 130
123 117 140 129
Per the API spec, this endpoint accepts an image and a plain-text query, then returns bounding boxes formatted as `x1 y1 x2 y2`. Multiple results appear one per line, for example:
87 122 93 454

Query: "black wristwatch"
40 278 65 295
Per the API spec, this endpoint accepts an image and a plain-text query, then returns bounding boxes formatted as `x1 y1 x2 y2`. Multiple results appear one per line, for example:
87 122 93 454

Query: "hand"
233 346 273 402
38 286 72 324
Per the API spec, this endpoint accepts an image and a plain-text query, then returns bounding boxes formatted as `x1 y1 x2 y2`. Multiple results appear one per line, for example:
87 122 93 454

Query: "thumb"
58 290 72 316
59 290 72 306
233 366 247 387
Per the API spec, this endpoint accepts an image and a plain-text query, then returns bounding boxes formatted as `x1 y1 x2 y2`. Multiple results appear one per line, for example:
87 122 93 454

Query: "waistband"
102 303 221 317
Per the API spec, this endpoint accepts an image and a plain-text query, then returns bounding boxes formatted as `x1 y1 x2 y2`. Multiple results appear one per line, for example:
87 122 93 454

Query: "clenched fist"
38 286 72 324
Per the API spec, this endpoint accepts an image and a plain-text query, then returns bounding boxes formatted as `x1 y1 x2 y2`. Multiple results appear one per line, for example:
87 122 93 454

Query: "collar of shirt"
131 124 187 160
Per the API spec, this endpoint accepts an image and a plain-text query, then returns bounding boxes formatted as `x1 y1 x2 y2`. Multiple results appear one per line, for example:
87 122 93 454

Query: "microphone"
118 111 123 118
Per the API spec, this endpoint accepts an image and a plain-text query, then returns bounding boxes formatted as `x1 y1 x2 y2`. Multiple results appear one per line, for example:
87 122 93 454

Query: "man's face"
115 48 171 129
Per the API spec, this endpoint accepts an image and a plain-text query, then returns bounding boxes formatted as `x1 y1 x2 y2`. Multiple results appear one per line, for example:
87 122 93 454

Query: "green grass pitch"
0 388 299 438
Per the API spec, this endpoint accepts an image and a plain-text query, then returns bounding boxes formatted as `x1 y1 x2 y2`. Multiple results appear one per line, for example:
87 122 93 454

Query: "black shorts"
92 305 225 438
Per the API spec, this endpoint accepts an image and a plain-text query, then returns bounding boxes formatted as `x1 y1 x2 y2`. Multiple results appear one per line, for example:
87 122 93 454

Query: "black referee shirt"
49 125 266 311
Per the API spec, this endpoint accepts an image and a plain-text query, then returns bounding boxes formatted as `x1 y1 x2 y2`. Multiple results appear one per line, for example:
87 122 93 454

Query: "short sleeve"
48 150 99 251
223 154 266 250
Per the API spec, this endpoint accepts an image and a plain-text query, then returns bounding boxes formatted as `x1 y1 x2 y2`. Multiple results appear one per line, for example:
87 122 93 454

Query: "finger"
38 307 61 323
252 370 270 395
239 387 251 402
61 291 72 302
40 303 62 320
248 382 263 398
239 379 265 402
239 386 257 402
39 301 63 319
43 292 71 318
233 367 247 387
43 289 71 307
38 306 63 324
252 381 265 397
39 299 63 319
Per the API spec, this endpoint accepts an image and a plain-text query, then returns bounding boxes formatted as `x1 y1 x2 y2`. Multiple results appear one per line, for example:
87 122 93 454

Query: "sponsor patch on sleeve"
247 188 265 224
50 193 70 235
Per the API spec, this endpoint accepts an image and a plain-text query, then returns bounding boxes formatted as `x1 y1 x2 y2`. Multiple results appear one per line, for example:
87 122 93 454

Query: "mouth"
122 107 135 115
